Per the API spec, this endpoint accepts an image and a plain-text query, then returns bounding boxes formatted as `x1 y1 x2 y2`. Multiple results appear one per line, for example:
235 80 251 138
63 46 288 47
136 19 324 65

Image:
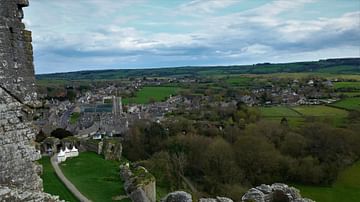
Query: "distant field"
259 106 303 127
38 157 78 202
60 152 130 202
296 161 360 202
226 76 254 87
260 105 349 127
334 82 360 89
248 73 360 80
259 106 301 117
292 105 348 117
37 79 68 86
123 86 180 104
331 97 360 111
338 92 360 97
316 65 360 74
292 105 348 126
69 112 80 125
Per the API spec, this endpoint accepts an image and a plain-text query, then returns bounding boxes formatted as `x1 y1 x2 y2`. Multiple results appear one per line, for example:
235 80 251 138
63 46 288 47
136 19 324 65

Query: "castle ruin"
0 0 60 200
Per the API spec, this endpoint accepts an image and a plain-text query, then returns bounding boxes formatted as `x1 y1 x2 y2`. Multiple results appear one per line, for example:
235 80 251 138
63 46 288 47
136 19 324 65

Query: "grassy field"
245 73 360 81
260 105 349 127
259 106 303 127
338 92 360 97
38 157 78 202
334 82 360 89
60 152 130 202
123 86 180 104
69 112 80 125
296 161 360 202
226 76 253 87
292 105 348 117
292 105 348 126
259 106 301 117
331 97 360 111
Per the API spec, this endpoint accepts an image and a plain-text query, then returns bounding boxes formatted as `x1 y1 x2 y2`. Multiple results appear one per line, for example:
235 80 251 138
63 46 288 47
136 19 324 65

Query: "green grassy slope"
60 152 130 202
36 58 360 80
123 86 180 104
296 161 360 202
331 97 360 111
260 105 349 127
38 157 78 202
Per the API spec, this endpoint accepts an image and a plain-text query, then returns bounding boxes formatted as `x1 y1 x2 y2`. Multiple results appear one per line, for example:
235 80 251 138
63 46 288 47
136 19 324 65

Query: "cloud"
179 0 239 14
25 0 360 74
247 0 315 17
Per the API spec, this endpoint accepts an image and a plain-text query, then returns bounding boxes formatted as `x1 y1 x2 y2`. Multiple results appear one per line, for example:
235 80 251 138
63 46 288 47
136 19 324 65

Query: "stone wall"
0 0 37 105
102 138 123 161
120 164 156 202
241 183 315 202
161 183 315 202
0 0 60 201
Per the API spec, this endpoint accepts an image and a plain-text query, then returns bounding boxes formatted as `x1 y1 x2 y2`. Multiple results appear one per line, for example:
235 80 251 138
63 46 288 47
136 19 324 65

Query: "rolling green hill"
36 58 359 80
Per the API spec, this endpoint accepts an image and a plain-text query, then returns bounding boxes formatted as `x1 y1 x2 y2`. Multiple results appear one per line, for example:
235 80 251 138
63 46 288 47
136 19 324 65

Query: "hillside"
37 58 360 80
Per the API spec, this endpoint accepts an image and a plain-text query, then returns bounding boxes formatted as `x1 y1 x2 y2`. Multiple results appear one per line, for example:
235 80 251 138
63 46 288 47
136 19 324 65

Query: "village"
34 75 346 140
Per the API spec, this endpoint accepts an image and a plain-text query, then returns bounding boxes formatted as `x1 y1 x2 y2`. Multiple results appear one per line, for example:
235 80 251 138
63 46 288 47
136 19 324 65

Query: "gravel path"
50 156 92 202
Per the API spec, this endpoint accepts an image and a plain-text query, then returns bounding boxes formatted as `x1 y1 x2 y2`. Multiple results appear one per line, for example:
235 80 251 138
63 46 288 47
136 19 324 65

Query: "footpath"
50 156 91 202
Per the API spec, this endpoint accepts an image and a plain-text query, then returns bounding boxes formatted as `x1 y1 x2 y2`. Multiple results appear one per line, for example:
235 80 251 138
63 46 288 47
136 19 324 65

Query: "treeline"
122 104 360 200
37 58 360 81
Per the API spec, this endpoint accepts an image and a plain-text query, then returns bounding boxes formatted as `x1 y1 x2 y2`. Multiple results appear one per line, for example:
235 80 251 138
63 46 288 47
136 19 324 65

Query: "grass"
226 76 253 87
331 97 360 111
246 73 360 80
123 86 180 104
296 161 360 202
334 82 360 89
60 152 131 202
36 79 68 86
69 112 80 125
292 105 348 126
259 106 301 117
259 106 304 127
338 92 360 97
38 156 78 202
260 105 349 127
316 65 360 74
292 105 348 117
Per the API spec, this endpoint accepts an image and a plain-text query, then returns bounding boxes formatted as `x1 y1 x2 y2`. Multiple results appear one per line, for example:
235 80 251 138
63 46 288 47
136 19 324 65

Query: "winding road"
50 156 91 202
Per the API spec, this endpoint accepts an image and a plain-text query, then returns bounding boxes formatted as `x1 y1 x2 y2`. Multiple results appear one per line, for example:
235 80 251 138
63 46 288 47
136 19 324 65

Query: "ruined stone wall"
120 164 156 202
0 0 37 104
0 0 60 201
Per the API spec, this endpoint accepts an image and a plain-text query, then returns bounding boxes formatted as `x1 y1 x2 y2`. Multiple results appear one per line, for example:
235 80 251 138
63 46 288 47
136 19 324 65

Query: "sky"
23 0 360 74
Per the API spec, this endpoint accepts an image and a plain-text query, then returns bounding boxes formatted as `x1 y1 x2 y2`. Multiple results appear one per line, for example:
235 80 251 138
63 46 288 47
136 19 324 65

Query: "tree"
145 122 168 154
223 125 241 144
170 152 188 189
124 126 147 161
35 130 47 142
280 117 288 127
202 138 242 193
145 151 175 188
288 156 323 184
280 132 307 158
234 135 285 185
66 89 76 102
50 128 73 139
148 97 156 104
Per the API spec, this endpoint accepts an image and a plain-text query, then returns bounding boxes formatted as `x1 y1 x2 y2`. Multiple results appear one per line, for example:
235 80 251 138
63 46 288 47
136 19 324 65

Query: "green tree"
203 138 242 193
234 135 284 185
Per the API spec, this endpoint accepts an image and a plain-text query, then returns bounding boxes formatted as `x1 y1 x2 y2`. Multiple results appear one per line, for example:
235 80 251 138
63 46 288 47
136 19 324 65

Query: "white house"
56 146 79 162
57 149 66 162
64 147 71 157
70 146 79 157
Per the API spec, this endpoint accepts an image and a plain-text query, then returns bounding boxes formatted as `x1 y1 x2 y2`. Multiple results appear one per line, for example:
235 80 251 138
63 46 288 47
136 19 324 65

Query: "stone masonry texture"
0 0 61 201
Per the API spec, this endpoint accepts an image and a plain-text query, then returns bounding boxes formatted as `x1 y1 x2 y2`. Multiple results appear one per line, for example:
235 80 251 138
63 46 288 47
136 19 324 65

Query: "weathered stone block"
0 0 61 201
